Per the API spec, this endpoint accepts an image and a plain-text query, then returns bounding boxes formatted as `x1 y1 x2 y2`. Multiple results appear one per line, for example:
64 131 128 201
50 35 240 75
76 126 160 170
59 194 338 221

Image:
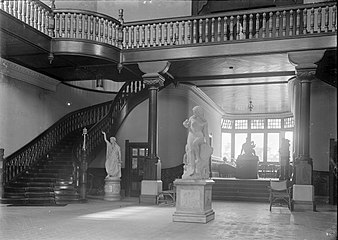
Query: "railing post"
48 0 55 37
0 148 4 199
118 9 124 48
80 127 88 201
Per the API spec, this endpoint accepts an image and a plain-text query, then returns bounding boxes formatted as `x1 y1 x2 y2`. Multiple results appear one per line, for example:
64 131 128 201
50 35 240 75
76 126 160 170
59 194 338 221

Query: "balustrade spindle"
317 7 322 33
199 19 203 43
8 0 13 15
95 17 99 41
216 17 221 42
164 23 168 46
42 9 47 34
296 9 300 35
175 21 179 45
17 0 22 20
38 7 42 31
268 12 273 37
289 10 294 36
135 25 139 47
4 0 8 12
100 18 104 42
236 15 241 40
90 16 94 40
67 13 71 38
79 14 83 38
249 14 253 39
55 13 60 37
230 16 234 40
310 8 315 33
61 13 66 37
223 16 227 41
153 24 156 46
255 13 260 38
0 0 3 11
193 19 197 43
332 5 336 32
205 18 209 42
26 1 31 24
262 13 266 38
282 11 286 36
125 26 129 48
147 24 151 47
186 20 191 44
84 15 88 39
324 6 329 33
30 2 34 27
181 21 185 44
141 24 145 47
130 25 134 47
211 18 215 42
169 22 174 45
158 23 162 45
14 0 19 18
275 11 280 37
34 4 38 29
113 23 117 46
303 8 307 34
22 0 26 23
243 15 247 39
73 14 77 38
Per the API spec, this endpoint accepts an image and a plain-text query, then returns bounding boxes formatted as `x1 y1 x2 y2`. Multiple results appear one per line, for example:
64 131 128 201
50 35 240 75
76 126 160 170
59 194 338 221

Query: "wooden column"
143 74 165 180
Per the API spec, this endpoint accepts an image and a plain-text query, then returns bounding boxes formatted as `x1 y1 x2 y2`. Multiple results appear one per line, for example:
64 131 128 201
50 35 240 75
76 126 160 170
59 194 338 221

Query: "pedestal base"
104 177 121 201
292 184 316 211
235 155 259 179
173 179 215 223
140 180 162 204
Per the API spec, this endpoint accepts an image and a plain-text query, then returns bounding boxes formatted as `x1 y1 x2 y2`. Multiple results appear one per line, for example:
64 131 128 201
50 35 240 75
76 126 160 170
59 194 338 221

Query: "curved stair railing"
3 100 112 185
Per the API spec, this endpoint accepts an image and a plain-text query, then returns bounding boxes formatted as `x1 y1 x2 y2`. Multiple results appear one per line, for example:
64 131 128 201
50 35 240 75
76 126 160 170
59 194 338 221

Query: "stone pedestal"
173 179 215 223
104 177 121 201
292 184 316 211
140 180 162 204
235 155 259 179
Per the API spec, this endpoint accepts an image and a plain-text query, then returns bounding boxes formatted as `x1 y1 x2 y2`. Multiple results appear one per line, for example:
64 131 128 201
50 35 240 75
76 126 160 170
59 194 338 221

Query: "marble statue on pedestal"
102 132 121 178
236 137 259 179
182 106 213 180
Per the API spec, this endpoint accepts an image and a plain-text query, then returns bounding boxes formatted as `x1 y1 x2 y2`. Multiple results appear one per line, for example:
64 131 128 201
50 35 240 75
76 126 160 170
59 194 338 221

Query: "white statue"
182 106 213 179
102 132 122 178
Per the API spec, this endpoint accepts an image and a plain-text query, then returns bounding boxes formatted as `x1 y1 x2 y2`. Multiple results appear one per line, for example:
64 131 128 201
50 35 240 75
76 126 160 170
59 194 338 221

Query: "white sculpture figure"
102 132 121 178
182 106 213 179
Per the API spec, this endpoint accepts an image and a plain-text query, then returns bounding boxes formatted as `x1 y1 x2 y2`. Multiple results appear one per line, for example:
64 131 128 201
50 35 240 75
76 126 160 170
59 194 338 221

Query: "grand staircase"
212 178 271 202
2 80 164 206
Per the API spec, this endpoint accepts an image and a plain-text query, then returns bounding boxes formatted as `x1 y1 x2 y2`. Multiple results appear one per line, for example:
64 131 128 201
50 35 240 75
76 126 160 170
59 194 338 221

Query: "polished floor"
1 198 336 240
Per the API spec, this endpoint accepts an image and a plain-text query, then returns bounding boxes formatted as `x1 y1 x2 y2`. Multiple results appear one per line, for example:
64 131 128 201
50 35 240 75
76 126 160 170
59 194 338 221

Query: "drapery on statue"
102 132 122 178
240 138 256 156
182 106 213 179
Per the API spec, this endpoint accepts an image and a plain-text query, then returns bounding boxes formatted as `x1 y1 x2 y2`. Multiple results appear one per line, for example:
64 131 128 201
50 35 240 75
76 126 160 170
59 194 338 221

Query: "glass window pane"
285 131 293 160
235 120 248 129
251 119 265 129
251 133 264 162
268 119 281 129
284 117 294 128
221 133 232 161
267 133 280 162
221 119 233 129
235 133 247 159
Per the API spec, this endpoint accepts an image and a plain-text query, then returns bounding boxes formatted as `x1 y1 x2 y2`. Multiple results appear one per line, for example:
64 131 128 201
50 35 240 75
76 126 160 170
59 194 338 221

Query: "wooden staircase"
212 178 272 202
3 131 82 205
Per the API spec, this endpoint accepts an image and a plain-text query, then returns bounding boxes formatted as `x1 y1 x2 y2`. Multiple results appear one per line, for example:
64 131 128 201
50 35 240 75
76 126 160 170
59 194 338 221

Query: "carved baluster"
223 16 227 41
275 11 280 37
78 14 83 38
248 14 253 39
38 6 42 31
324 6 329 33
100 18 104 42
95 17 99 41
317 7 322 33
268 12 273 37
255 13 260 38
55 13 59 37
193 19 197 43
3 0 8 12
199 19 203 43
153 24 156 46
296 9 300 35
332 5 336 32
289 10 294 36
282 10 286 36
310 8 314 33
187 20 191 44
303 8 307 34
141 24 145 47
112 23 116 45
22 0 26 23
89 15 94 40
67 13 71 38
205 18 209 42
17 0 22 20
61 13 66 37
41 9 46 34
30 1 35 27
129 25 133 47
73 14 78 38
216 17 221 42
34 3 38 29
136 25 140 48
8 0 13 15
262 13 266 38
125 26 129 48
0 0 3 11
164 22 168 46
175 21 179 45
26 0 31 24
157 23 162 46
229 16 234 40
84 15 88 39
169 22 174 45
147 24 151 47
243 14 247 39
236 15 241 40
181 21 185 44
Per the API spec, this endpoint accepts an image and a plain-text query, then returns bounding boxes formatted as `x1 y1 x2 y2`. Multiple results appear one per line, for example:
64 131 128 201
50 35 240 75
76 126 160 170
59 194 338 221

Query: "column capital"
296 69 317 82
288 50 325 66
138 61 171 74
142 73 165 88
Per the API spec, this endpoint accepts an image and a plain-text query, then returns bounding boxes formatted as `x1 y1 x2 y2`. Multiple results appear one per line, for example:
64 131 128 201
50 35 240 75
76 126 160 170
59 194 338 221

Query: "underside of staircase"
3 130 83 206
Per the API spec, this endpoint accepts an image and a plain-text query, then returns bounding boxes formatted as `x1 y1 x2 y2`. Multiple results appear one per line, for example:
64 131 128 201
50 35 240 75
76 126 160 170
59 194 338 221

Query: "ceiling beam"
183 80 288 88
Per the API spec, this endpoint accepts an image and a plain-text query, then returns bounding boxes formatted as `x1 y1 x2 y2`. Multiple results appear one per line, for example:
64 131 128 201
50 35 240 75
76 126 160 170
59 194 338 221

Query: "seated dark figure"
236 138 259 179
240 138 256 156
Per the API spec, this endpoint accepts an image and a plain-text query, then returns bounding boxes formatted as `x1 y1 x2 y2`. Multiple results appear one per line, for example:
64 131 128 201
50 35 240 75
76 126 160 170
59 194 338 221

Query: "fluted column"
143 74 165 180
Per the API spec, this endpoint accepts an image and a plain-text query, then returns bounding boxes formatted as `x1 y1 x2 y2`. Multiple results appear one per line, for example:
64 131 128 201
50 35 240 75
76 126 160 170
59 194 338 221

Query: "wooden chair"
268 180 292 211
156 183 176 206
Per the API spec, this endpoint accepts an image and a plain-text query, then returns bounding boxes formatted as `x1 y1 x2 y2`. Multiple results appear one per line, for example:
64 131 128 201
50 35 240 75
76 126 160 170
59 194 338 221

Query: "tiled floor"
0 198 336 240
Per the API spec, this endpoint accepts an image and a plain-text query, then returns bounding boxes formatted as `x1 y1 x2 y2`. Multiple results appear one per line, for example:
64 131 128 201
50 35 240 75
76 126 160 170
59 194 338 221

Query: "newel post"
48 0 55 37
80 128 88 201
0 148 4 198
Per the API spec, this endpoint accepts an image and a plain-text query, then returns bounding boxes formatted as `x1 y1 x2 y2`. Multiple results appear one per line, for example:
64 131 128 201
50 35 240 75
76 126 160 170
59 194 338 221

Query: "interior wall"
0 75 114 157
310 79 337 171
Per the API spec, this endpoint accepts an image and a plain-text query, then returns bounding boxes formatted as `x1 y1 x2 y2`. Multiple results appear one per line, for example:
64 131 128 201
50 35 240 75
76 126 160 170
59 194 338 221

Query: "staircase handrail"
3 100 112 185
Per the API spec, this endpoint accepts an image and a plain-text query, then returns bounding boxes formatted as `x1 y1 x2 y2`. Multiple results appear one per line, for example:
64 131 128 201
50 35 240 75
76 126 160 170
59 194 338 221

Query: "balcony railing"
1 1 336 50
